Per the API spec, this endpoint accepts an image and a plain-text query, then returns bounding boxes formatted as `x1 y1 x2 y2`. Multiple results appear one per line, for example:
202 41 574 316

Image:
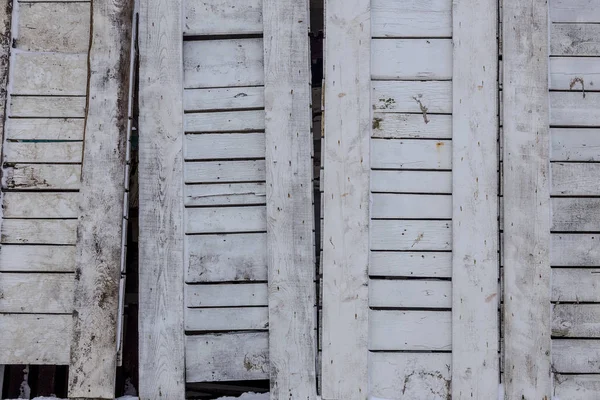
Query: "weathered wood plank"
552 163 600 195
185 183 266 206
183 0 262 36
371 113 452 139
551 24 600 56
369 279 451 308
5 118 84 141
369 310 451 351
551 234 600 266
3 142 83 163
553 374 600 400
371 39 452 80
138 0 186 393
371 170 452 193
0 273 73 313
185 206 266 234
553 304 600 337
371 220 452 251
185 307 268 331
1 219 77 244
1 164 80 190
371 193 451 219
550 0 600 22
185 333 268 382
184 160 266 183
184 110 265 133
371 81 452 114
549 58 600 92
184 87 264 111
184 133 265 160
551 128 600 161
185 233 267 282
550 92 600 127
371 139 452 170
552 198 600 231
3 192 79 218
553 340 600 373
10 96 86 118
185 283 267 307
0 315 71 365
369 251 452 277
12 53 87 96
0 245 76 272
552 268 600 302
370 352 451 400
371 0 451 38
183 39 264 89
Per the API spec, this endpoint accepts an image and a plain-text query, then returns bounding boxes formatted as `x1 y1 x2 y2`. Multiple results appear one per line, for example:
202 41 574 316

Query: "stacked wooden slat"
368 1 452 398
182 0 269 383
549 1 600 398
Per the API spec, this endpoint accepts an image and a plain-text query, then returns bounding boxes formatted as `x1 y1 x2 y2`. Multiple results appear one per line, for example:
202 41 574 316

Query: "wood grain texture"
184 160 266 183
371 0 451 38
185 283 267 307
138 0 186 394
551 234 600 266
9 96 86 118
550 92 600 127
184 86 265 111
550 0 600 22
552 163 600 195
183 0 262 36
369 251 452 277
0 245 76 272
371 113 452 139
184 133 265 160
371 80 452 114
553 340 600 373
551 128 600 161
185 206 266 234
370 220 452 251
1 219 77 245
502 0 551 397
371 170 452 193
322 0 370 397
4 142 83 163
552 268 600 302
185 307 269 331
552 198 600 231
369 279 451 308
553 304 600 338
1 164 81 190
184 182 266 206
551 24 600 56
0 272 73 313
553 374 600 400
371 193 451 219
371 139 452 170
12 53 87 95
549 58 600 92
5 118 84 140
3 192 79 218
184 110 265 133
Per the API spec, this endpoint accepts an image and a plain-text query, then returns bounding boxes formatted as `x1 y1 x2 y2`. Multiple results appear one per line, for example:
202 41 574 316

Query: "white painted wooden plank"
372 113 452 139
371 139 451 170
138 0 185 393
553 375 600 400
185 233 267 282
553 304 600 337
183 0 262 36
185 183 266 206
552 198 600 231
183 39 264 89
371 220 452 251
185 332 268 382
371 39 452 80
371 170 452 193
552 268 600 302
551 234 600 266
371 193 451 219
503 0 551 396
369 251 452 277
0 245 76 272
4 142 83 163
322 0 370 397
0 314 71 365
184 110 265 133
369 310 451 350
185 307 268 331
372 81 452 114
185 283 267 307
551 0 600 22
184 133 265 160
3 192 79 218
17 2 90 52
184 160 266 183
549 58 600 92
5 118 84 140
369 279 451 308
185 206 266 234
1 164 81 190
370 352 451 400
551 128 600 161
371 0 451 38
551 24 600 56
552 163 600 195
1 219 77 244
184 87 264 111
12 53 87 95
553 340 600 373
9 96 86 118
550 92 600 127
0 273 73 313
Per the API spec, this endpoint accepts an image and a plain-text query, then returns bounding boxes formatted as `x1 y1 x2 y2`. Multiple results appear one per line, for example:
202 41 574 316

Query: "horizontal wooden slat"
185 233 267 282
371 0 451 38
552 268 600 302
1 219 77 245
551 24 600 56
369 352 451 400
12 53 87 95
0 314 71 364
371 81 452 114
550 58 600 92
369 310 451 350
369 279 451 308
4 142 83 163
551 128 600 161
551 234 600 266
183 0 262 36
185 332 268 382
553 375 600 400
371 139 451 170
553 304 600 338
185 183 266 206
17 2 90 52
371 220 452 251
551 0 600 22
184 133 265 160
184 160 266 183
552 198 600 231
2 164 81 190
369 251 452 277
0 273 73 313
186 283 267 307
184 87 264 111
552 163 600 195
183 39 264 89
185 206 266 234
551 92 600 127
10 96 86 118
185 307 268 331
3 192 79 218
5 118 84 140
184 110 265 133
371 170 452 193
371 193 451 219
371 39 452 80
0 245 76 272
372 113 452 139
553 339 600 373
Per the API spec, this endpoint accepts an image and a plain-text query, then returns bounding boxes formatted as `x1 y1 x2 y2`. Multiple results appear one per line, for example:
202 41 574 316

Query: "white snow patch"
214 392 269 400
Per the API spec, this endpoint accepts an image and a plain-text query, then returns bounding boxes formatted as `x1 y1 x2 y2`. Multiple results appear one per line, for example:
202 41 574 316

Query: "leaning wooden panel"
503 0 551 397
138 0 186 395
322 0 370 397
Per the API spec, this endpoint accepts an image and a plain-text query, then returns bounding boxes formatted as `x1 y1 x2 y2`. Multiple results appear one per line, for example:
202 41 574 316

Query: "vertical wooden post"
322 0 370 399
503 0 551 397
452 0 499 398
68 0 133 397
263 0 318 399
138 0 186 395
